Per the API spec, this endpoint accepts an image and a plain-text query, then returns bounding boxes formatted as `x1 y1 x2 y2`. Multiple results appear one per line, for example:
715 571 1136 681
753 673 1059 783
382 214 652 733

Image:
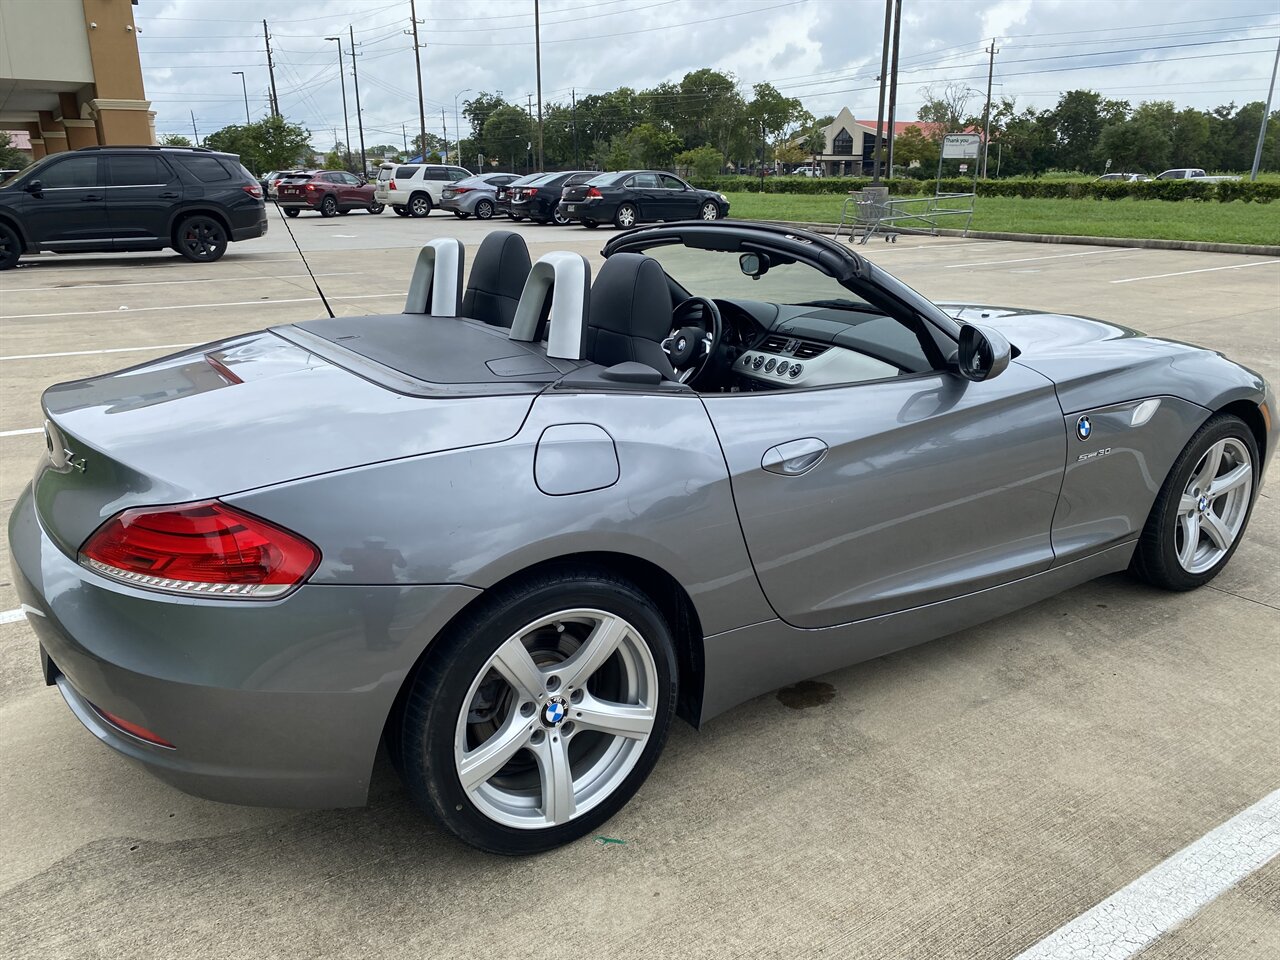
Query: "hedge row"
693 175 1279 203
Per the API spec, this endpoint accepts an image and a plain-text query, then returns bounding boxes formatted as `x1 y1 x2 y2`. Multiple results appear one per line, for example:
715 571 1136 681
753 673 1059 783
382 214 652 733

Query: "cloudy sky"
138 0 1280 149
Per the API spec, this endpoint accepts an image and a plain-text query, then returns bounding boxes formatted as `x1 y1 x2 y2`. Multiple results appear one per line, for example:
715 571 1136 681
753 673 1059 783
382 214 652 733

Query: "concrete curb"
750 220 1280 257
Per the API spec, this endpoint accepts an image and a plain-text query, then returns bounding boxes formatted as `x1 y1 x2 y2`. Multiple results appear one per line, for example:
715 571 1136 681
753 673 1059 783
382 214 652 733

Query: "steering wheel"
662 297 723 385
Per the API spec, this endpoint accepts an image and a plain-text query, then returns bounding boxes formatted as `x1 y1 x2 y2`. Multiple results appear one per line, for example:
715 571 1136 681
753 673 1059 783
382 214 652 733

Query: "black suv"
0 146 267 269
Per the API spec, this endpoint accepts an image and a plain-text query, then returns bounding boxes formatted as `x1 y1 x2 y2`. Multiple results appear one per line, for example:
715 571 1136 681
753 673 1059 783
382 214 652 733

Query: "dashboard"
711 298 929 390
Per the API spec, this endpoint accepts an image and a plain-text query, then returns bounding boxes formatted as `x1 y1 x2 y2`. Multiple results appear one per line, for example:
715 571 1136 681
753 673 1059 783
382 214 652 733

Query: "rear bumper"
232 214 266 242
559 199 613 223
8 484 480 808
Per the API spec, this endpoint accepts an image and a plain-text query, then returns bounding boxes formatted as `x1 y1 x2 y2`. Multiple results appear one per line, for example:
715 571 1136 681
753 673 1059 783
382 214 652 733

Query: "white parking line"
0 427 42 437
0 293 399 321
1110 259 1280 284
0 608 27 625
1014 789 1280 960
1 343 201 362
6 273 355 293
944 249 1133 269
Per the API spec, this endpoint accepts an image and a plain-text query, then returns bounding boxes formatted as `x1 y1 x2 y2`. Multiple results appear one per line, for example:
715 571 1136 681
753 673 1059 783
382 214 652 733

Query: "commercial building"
0 0 152 159
799 107 946 176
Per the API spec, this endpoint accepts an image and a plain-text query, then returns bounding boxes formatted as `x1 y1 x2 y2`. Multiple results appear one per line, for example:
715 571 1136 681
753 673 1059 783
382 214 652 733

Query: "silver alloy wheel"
552 206 570 225
616 205 636 228
454 608 659 830
476 199 494 219
1175 437 1252 573
701 201 719 220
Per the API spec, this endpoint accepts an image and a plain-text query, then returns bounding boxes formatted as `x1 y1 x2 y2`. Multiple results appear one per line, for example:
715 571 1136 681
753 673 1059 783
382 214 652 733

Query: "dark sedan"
559 170 729 229
509 170 598 224
497 173 542 220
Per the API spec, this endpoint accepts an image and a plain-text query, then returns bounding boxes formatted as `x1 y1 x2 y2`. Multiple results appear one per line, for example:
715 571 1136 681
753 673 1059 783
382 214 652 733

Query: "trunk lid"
560 183 591 203
34 330 538 556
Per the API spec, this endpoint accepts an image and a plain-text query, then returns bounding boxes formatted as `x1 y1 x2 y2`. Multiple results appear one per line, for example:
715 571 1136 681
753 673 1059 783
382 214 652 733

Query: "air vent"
793 342 829 360
759 335 789 353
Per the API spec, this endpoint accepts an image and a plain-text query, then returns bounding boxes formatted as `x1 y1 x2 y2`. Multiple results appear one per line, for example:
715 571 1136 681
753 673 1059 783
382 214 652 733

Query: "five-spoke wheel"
394 568 676 855
1132 413 1258 590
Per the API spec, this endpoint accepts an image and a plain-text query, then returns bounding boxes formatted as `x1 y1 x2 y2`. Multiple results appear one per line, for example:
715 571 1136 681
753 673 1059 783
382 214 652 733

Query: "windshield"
641 244 873 311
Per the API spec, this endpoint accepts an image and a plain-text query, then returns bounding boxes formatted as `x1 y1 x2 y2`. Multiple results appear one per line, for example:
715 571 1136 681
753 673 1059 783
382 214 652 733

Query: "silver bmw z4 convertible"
10 222 1275 854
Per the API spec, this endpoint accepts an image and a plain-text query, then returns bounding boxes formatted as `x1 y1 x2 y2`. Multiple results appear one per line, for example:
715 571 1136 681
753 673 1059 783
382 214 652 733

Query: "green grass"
723 192 1280 245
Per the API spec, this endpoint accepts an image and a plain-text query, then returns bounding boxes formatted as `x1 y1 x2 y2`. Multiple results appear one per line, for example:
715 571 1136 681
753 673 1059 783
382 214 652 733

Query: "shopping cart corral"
835 189 975 244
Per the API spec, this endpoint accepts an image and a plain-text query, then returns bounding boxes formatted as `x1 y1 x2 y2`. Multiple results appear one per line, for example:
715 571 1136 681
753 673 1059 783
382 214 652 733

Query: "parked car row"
1095 168 1242 183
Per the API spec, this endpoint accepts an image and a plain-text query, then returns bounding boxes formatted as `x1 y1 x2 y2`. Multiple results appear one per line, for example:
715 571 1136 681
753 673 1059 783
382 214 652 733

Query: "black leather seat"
461 231 532 327
585 253 677 379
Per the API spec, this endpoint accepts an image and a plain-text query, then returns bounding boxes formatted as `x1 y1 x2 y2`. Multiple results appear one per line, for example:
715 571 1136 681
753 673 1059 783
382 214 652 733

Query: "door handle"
158 192 180 199
81 194 102 201
762 438 828 476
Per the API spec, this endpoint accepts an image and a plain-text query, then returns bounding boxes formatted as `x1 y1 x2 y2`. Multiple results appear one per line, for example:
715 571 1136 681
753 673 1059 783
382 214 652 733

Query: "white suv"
375 163 473 217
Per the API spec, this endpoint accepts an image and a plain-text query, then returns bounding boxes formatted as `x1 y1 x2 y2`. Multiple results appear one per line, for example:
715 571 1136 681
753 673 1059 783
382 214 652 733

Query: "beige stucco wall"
0 0 94 85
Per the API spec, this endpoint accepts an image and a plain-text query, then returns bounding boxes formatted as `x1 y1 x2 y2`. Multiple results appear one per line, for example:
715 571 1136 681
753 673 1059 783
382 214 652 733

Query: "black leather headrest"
588 253 672 343
461 231 531 326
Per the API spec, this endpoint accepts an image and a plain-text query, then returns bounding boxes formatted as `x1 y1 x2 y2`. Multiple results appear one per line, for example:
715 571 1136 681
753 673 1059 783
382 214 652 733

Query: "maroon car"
276 170 384 218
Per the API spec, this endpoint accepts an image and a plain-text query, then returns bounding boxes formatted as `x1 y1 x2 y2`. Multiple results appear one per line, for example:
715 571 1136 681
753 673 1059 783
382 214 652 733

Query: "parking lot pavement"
1 215 1277 959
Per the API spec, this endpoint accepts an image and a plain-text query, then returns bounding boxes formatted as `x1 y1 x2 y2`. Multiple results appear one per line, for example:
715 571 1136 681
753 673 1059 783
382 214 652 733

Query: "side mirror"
24 179 43 196
739 252 770 279
956 323 1011 382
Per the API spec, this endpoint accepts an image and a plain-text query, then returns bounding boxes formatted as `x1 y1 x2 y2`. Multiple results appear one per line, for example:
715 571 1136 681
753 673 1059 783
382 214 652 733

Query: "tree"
892 125 939 171
160 134 192 147
461 92 509 141
801 122 826 172
1169 108 1211 169
0 131 29 170
1098 101 1174 172
773 140 805 168
918 83 974 139
676 144 725 178
322 147 344 170
480 105 534 169
626 123 683 168
203 115 312 174
411 132 445 157
1048 90 1127 172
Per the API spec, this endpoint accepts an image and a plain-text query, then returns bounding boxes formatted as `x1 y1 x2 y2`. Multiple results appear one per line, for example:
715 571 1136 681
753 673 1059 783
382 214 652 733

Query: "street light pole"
455 87 472 166
1251 35 1279 182
534 0 544 170
232 71 250 125
324 36 352 171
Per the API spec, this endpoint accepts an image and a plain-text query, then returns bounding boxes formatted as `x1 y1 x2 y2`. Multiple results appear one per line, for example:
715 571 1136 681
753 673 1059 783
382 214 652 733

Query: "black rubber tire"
509 215 525 223
394 566 678 856
582 220 600 230
320 194 339 218
393 205 409 217
453 210 468 219
338 208 351 216
174 215 228 263
367 203 385 215
408 193 432 218
1130 413 1259 591
475 199 495 220
613 203 637 229
284 207 300 218
0 221 21 270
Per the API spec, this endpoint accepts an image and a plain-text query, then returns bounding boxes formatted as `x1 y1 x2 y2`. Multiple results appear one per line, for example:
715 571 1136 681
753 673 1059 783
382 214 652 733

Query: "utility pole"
441 108 448 162
981 38 999 179
349 26 367 175
262 20 279 117
408 0 427 162
872 0 892 181
402 123 408 155
232 71 250 124
571 88 579 169
884 0 903 178
526 94 533 118
325 36 352 171
534 0 544 170
190 110 200 146
1251 35 1279 181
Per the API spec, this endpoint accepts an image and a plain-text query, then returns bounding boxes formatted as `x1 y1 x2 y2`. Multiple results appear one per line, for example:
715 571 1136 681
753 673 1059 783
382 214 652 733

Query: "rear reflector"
80 500 320 599
90 703 175 748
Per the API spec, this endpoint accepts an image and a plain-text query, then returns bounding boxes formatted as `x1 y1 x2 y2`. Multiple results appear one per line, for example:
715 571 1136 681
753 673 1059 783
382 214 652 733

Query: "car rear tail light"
242 184 263 198
525 188 539 196
453 187 472 194
586 187 603 198
305 183 316 191
90 703 175 748
80 500 320 599
389 179 396 189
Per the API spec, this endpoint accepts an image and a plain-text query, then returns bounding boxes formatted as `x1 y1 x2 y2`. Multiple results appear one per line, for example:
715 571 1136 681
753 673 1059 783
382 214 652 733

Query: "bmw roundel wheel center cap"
542 696 568 727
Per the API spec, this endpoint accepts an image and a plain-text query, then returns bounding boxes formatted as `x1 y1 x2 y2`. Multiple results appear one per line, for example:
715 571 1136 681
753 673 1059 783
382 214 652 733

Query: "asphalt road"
1 209 1277 960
